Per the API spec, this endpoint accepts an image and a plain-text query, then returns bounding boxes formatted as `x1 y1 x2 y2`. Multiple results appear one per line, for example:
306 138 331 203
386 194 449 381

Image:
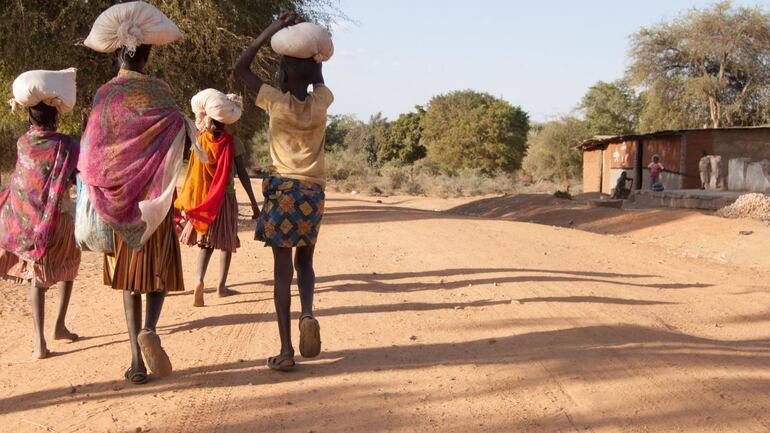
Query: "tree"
325 114 357 151
378 106 426 164
341 114 386 166
628 1 770 128
523 117 589 189
0 0 338 168
580 80 642 136
422 90 529 174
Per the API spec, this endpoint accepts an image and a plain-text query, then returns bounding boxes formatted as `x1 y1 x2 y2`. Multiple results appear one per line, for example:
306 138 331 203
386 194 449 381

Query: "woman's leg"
138 291 173 378
144 292 166 332
272 247 295 360
294 246 316 318
123 291 145 372
295 245 322 358
194 247 214 307
217 251 235 297
29 279 47 359
53 280 78 341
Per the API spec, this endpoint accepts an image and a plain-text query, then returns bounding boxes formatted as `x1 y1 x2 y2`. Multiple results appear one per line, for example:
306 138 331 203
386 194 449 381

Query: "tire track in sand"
168 296 271 433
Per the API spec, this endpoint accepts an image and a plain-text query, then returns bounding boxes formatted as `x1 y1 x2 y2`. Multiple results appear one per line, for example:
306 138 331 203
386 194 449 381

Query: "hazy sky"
323 0 768 122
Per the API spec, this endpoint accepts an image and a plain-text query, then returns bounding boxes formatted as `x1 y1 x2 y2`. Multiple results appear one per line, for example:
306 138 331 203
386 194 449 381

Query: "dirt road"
2 190 770 432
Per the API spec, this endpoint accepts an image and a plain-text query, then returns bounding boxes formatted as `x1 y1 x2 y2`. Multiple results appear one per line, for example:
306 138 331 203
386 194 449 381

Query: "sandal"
299 315 321 358
138 329 173 378
267 354 295 372
193 283 205 307
124 366 148 385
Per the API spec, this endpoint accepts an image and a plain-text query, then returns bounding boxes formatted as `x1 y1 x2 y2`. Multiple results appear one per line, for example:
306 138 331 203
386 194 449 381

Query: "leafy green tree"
422 90 529 174
325 114 357 151
378 106 426 164
580 80 642 136
628 1 770 128
523 117 589 189
0 0 338 169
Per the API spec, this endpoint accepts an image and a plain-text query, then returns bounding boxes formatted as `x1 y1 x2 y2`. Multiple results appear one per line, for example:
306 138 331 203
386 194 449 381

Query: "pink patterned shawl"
78 69 193 249
0 127 79 261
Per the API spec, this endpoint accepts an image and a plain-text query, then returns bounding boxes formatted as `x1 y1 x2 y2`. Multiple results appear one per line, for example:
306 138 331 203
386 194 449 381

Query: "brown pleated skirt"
179 192 241 253
104 210 184 294
0 213 81 288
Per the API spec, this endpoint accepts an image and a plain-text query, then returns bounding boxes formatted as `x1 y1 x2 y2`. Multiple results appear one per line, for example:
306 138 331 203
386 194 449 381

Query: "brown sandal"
125 366 149 385
138 329 173 378
299 315 321 358
267 354 295 372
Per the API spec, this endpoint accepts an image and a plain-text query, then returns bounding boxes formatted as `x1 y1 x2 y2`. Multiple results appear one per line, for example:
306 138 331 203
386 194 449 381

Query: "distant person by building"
648 155 665 190
611 172 633 199
699 151 711 190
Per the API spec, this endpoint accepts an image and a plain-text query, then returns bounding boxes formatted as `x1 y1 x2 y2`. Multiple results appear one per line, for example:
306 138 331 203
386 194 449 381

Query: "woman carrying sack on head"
78 1 202 385
175 89 260 307
0 68 81 359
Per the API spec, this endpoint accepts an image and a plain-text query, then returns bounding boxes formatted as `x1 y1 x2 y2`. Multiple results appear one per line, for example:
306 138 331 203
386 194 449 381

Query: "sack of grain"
84 1 183 54
271 22 334 63
10 68 77 113
191 89 243 131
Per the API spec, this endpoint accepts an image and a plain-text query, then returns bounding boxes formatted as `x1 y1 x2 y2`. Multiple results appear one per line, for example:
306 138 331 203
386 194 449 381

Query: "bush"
326 148 376 182
246 129 271 176
422 90 529 174
523 117 589 190
0 112 26 177
323 146 570 198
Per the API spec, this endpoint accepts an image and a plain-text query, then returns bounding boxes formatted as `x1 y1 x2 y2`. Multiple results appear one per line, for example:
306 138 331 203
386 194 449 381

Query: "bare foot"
193 282 205 307
54 325 79 342
218 287 238 298
34 339 49 360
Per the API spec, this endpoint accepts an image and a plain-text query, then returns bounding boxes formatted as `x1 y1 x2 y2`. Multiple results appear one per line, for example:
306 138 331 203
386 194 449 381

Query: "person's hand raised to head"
276 11 300 28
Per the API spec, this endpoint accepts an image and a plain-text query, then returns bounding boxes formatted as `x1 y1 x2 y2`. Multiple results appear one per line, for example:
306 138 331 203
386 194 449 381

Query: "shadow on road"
3 324 769 431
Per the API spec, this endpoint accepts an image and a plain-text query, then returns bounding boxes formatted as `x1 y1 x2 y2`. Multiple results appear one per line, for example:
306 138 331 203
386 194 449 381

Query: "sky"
323 0 769 123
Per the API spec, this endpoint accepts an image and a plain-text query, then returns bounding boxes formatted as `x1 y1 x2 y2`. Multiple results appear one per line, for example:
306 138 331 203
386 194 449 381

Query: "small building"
581 127 770 195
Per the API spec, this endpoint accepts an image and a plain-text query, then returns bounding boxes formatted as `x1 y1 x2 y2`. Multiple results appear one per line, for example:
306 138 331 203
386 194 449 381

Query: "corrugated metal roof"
581 126 770 151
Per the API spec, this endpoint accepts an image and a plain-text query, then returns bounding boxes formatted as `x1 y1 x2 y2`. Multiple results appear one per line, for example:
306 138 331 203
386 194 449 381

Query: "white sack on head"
271 22 334 63
10 68 77 113
191 89 244 131
84 1 183 54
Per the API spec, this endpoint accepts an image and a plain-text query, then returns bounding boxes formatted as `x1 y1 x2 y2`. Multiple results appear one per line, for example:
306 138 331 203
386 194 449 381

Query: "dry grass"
325 151 579 198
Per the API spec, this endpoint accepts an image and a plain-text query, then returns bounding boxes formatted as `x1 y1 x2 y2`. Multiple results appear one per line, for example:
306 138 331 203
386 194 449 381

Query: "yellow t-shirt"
255 84 334 185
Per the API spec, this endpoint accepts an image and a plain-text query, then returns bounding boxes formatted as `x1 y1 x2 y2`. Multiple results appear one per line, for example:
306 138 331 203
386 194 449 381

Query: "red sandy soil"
2 187 770 432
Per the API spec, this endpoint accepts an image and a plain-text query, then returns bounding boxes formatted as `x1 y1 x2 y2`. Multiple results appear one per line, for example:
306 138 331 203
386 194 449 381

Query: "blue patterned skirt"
255 176 325 248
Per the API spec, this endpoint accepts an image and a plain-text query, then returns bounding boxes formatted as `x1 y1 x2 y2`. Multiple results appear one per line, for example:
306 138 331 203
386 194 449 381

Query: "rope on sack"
226 94 243 111
195 111 213 132
117 21 143 56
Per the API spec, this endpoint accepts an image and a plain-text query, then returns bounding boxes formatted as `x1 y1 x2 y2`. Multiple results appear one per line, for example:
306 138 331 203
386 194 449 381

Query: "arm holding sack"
235 12 299 93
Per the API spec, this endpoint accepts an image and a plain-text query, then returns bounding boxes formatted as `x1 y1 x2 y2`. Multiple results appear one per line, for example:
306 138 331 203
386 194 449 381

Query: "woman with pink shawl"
78 2 201 385
0 70 81 359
